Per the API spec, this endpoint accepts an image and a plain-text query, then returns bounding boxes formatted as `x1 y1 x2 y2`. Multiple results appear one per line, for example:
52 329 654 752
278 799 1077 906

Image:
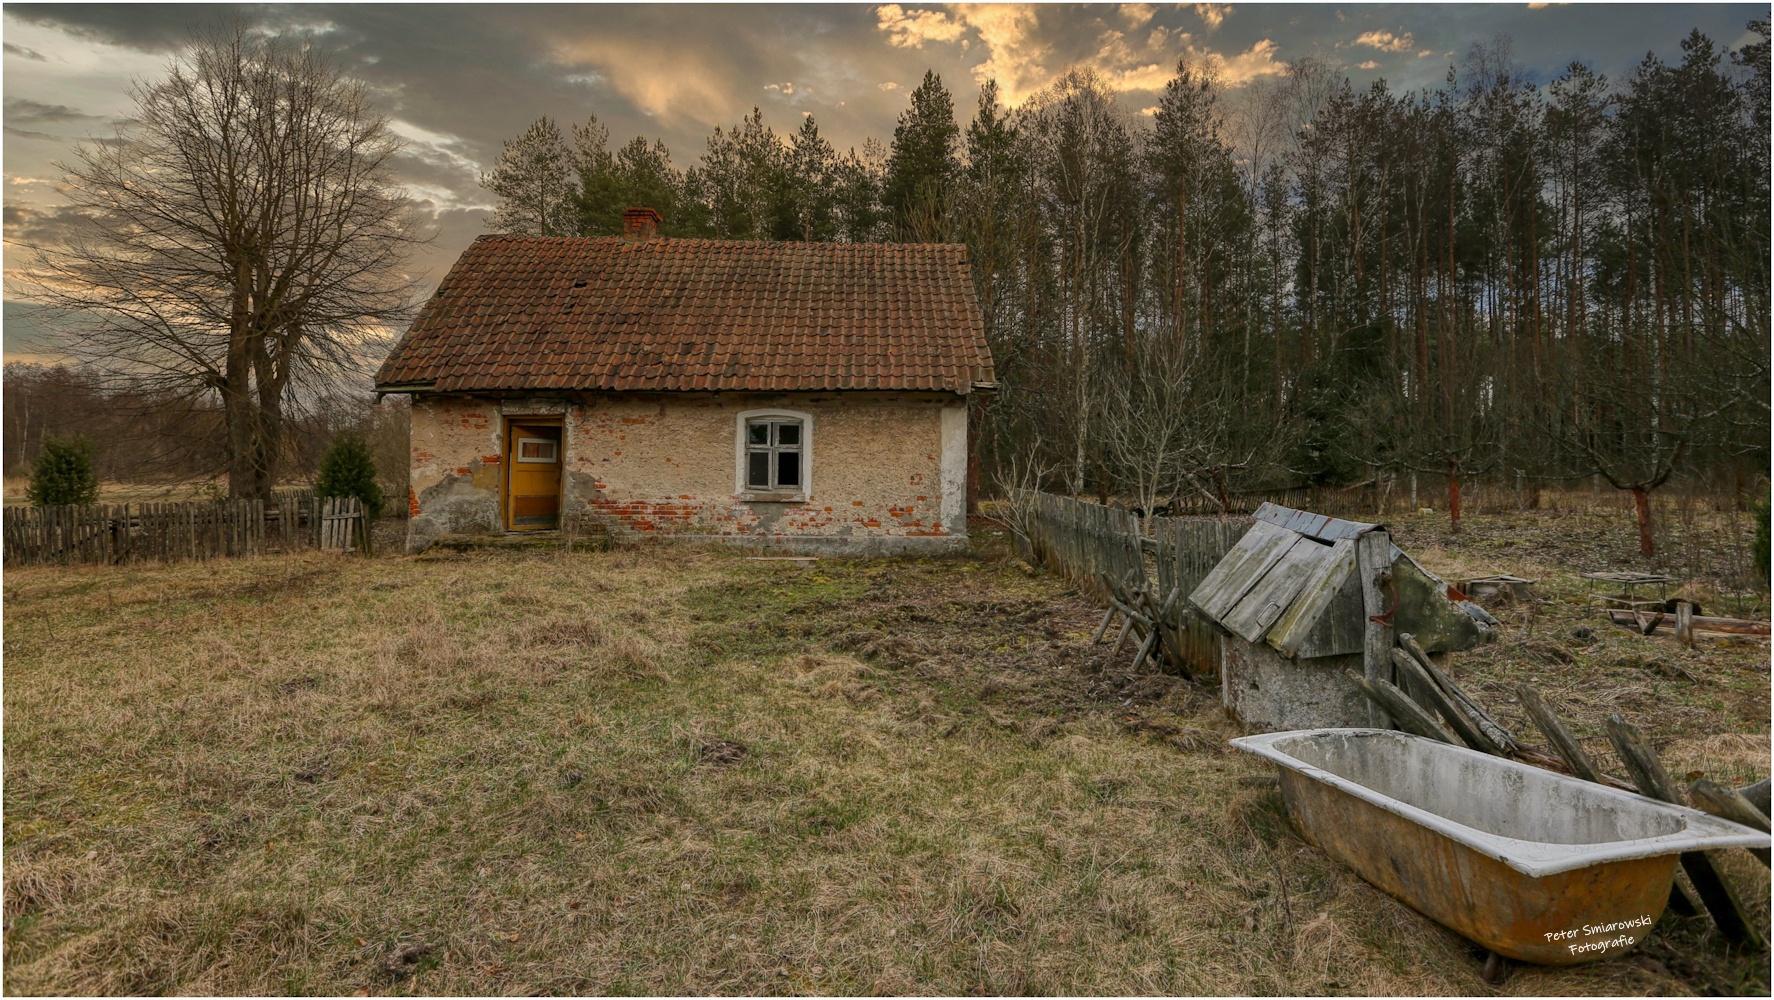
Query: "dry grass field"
3 512 1768 995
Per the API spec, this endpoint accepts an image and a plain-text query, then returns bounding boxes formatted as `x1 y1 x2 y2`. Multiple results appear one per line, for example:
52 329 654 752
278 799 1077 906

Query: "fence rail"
2 492 369 567
1019 491 1245 675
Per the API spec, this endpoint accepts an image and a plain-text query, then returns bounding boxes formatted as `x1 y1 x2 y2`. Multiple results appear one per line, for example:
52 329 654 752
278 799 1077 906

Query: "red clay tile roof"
376 236 995 394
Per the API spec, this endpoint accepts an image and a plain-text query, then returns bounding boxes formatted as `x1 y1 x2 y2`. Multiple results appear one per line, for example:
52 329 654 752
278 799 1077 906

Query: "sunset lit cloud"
1353 29 1415 52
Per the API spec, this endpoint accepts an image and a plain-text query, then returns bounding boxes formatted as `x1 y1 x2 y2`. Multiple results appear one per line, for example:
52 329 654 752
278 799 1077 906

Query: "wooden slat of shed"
1190 520 1297 622
1222 535 1333 643
1267 537 1358 656
1252 502 1379 542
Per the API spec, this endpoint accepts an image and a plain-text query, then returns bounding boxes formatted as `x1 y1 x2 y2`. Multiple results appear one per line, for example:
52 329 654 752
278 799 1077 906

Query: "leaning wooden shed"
1189 503 1497 731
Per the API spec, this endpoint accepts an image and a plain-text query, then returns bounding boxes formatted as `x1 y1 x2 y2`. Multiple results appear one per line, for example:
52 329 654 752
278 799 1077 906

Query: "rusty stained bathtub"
1232 729 1770 965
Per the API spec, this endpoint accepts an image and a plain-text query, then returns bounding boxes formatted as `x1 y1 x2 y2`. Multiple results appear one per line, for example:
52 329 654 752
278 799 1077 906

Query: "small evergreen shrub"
26 433 99 507
315 431 384 519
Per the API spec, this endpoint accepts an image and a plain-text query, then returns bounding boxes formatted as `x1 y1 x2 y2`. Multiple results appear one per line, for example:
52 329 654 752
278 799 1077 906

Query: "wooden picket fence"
2 492 370 567
1020 491 1245 675
1023 492 1144 600
1152 516 1249 672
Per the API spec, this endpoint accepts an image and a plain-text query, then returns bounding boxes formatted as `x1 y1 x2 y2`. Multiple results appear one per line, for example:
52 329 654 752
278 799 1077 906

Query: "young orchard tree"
28 25 423 502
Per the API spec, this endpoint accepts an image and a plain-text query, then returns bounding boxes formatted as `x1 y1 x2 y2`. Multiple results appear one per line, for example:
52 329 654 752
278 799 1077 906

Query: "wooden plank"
1357 530 1393 729
1391 648 1502 754
1605 714 1764 948
1399 633 1519 752
1606 609 1770 636
1252 502 1379 542
1221 535 1330 643
1688 779 1771 867
1515 685 1602 783
1344 670 1455 743
1267 537 1357 656
1189 520 1296 622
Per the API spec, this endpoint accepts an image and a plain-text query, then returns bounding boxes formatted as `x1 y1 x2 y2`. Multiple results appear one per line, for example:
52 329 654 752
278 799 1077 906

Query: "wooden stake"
1345 670 1457 744
1514 686 1603 783
1605 714 1764 948
1092 606 1118 644
1390 648 1501 754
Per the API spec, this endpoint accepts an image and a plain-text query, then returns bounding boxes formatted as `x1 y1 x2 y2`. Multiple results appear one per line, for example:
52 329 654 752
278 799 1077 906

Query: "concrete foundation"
1222 638 1368 731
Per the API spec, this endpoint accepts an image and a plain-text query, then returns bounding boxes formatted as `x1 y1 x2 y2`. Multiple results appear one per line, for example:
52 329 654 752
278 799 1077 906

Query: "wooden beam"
1399 633 1519 752
1742 779 1771 816
1356 531 1394 729
1390 648 1501 754
1515 685 1603 784
1689 779 1771 868
1605 714 1764 948
1345 670 1457 744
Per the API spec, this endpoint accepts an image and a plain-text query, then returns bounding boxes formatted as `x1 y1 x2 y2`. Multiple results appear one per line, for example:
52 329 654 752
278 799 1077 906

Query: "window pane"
747 451 771 489
775 422 801 446
776 450 800 487
748 422 769 445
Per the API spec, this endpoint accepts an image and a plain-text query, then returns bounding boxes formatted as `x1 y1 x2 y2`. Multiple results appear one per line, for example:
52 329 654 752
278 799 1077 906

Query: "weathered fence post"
1357 529 1394 729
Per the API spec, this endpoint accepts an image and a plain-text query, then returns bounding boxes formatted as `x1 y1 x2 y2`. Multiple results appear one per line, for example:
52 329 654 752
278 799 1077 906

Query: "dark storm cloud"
4 1 1766 319
3 202 95 249
5 3 239 51
5 98 106 125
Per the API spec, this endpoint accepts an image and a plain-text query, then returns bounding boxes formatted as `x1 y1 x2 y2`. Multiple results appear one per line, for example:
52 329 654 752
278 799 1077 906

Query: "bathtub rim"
1232 727 1770 877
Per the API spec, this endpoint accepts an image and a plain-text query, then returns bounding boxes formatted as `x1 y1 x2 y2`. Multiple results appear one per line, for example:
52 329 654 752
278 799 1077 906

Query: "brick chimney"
622 206 662 239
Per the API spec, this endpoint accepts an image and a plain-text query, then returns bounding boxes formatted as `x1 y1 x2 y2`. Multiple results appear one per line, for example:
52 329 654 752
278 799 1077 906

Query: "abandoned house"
1189 504 1498 731
374 209 995 554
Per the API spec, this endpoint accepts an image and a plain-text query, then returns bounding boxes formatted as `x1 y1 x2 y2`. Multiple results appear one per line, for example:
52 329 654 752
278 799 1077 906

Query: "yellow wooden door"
507 423 562 529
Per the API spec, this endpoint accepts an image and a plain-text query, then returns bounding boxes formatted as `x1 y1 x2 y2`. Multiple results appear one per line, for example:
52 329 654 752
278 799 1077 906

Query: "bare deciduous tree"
21 25 423 501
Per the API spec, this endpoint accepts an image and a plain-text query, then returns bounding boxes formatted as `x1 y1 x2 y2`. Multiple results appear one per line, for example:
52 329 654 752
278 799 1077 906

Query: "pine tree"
315 432 384 519
832 141 886 242
785 115 839 241
26 433 99 507
482 117 577 235
882 70 960 239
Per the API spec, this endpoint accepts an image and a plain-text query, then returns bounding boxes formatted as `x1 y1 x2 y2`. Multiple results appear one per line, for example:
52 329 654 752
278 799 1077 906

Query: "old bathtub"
1232 728 1770 965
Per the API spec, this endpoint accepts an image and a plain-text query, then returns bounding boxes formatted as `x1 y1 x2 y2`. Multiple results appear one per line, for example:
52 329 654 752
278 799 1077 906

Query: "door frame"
502 415 565 531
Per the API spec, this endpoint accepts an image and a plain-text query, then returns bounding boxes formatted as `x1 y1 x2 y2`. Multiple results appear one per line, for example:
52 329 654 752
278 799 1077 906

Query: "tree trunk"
1632 485 1654 556
1447 461 1462 534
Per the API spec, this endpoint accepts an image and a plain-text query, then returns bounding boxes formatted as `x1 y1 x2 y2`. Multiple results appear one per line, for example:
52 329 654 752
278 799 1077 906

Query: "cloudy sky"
3 3 1764 360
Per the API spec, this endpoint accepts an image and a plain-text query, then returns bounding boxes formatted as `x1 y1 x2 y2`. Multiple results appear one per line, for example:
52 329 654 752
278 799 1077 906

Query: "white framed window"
515 437 558 463
734 409 812 498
